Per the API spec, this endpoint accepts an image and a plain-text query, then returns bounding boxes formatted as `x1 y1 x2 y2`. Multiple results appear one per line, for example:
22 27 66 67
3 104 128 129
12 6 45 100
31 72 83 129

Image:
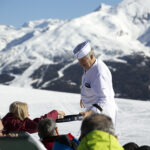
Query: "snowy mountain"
0 0 150 100
0 84 150 146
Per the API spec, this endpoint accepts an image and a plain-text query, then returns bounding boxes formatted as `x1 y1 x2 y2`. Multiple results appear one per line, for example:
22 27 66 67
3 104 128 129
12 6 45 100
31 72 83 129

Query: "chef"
73 41 117 125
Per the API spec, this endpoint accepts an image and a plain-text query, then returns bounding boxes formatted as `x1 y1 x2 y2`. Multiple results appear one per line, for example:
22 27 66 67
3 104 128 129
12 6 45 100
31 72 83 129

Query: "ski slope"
0 85 150 146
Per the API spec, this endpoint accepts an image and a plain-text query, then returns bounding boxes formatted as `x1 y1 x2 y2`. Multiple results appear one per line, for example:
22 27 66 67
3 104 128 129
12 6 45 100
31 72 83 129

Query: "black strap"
93 104 103 112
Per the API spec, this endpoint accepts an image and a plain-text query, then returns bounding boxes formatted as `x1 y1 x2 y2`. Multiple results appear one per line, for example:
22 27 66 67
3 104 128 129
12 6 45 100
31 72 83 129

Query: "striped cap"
73 41 91 59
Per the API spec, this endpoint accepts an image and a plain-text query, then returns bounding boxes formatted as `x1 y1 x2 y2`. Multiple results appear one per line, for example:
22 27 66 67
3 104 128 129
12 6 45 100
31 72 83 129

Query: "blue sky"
0 0 122 28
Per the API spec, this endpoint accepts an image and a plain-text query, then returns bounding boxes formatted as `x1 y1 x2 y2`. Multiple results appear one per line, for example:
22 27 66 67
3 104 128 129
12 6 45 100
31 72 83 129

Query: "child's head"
9 101 29 121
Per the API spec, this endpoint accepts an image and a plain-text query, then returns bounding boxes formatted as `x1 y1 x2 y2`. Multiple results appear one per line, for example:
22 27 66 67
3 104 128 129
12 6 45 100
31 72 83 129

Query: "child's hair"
9 101 28 121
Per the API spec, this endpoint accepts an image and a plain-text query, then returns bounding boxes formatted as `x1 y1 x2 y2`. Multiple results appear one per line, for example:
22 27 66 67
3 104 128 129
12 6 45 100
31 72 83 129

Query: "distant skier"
73 40 117 125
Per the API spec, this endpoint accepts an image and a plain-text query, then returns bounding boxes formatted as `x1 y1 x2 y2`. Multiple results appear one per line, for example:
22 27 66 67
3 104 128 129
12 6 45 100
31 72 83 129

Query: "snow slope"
0 85 150 146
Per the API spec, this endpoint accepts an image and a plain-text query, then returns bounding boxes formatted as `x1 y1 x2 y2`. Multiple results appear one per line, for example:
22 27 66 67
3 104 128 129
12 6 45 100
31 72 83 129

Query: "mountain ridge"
0 0 150 100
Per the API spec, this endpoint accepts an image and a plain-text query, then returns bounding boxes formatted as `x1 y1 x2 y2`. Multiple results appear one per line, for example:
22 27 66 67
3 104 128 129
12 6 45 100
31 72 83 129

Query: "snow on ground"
0 85 150 146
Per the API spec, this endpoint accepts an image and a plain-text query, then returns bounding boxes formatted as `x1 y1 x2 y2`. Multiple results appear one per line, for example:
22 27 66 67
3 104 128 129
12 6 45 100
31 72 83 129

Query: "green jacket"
78 130 124 150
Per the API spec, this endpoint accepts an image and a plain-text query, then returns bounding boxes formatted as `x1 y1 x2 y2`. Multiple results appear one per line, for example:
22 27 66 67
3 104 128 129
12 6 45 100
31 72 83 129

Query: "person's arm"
22 110 65 134
33 110 58 123
33 110 66 122
19 110 58 134
90 74 109 112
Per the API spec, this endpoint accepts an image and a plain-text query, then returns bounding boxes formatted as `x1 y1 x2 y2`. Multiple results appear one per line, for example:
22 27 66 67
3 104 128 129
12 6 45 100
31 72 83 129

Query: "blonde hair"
9 101 29 121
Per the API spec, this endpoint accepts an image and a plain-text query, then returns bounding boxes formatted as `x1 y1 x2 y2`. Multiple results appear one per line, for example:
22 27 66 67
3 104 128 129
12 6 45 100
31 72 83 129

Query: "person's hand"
0 133 18 137
80 99 85 108
56 110 65 116
79 110 94 119
7 133 18 137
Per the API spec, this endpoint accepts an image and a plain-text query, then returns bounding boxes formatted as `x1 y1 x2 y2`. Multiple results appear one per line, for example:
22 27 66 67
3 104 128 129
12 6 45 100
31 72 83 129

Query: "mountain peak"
1 0 150 100
94 3 111 12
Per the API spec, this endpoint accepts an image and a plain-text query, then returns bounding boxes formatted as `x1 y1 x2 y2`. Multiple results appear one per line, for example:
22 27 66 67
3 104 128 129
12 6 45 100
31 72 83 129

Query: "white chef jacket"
81 58 117 125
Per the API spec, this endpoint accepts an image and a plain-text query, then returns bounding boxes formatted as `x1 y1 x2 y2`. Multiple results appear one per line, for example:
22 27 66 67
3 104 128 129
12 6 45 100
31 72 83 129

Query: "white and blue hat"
73 41 91 59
